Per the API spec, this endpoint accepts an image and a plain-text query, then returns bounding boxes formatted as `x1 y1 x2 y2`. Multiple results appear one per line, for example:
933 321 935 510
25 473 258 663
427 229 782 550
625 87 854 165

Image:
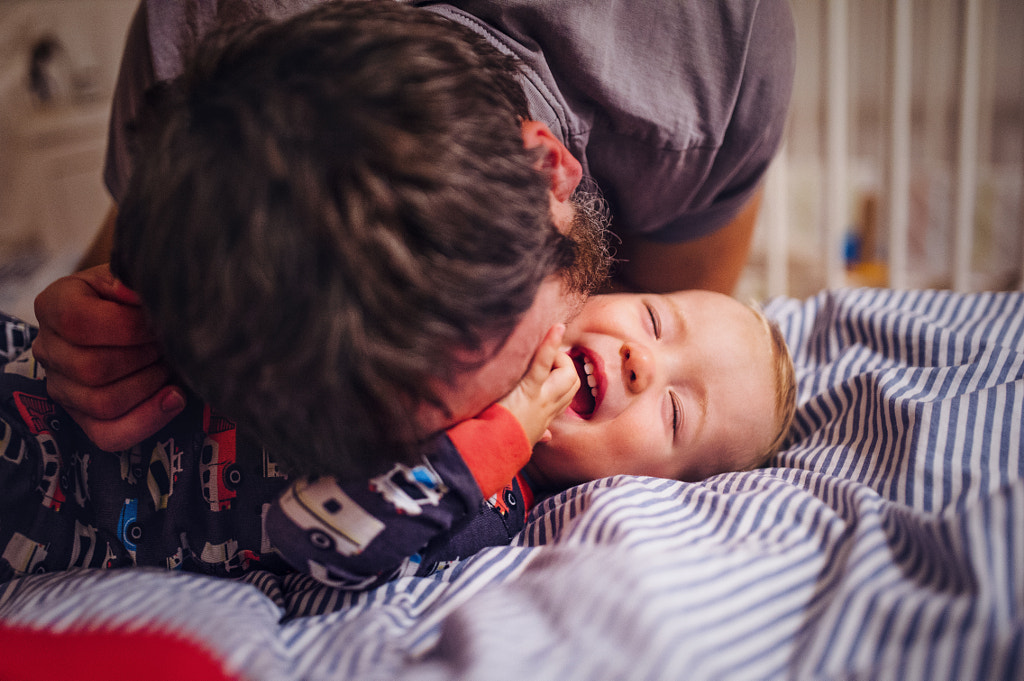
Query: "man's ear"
521 120 582 202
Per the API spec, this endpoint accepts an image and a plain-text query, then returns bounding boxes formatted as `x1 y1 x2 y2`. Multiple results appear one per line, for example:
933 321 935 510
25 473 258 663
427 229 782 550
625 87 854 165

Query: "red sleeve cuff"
446 404 531 499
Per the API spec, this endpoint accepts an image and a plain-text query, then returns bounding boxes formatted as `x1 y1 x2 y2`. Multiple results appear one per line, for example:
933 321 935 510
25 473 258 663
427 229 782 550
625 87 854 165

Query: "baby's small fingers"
524 324 566 384
546 350 580 405
550 348 575 380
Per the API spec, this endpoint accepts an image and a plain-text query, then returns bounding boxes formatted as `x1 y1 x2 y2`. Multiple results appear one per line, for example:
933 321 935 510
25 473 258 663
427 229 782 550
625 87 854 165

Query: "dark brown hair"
113 0 585 478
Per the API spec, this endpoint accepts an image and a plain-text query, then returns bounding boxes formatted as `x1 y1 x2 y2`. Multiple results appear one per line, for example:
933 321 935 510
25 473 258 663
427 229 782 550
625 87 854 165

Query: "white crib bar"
765 144 790 298
826 0 849 291
755 0 1018 298
887 0 913 290
954 0 982 292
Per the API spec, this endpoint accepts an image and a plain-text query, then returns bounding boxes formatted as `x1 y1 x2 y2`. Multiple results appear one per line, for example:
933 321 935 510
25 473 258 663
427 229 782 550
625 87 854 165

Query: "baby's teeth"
582 357 598 399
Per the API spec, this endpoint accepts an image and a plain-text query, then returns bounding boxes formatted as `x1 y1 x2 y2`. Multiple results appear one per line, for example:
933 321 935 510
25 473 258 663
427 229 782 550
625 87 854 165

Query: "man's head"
112 0 609 479
525 291 796 489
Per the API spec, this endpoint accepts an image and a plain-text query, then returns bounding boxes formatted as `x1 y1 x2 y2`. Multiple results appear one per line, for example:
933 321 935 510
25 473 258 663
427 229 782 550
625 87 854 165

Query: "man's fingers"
34 267 155 348
64 385 187 452
33 334 163 388
30 263 181 450
45 362 177 423
73 263 144 305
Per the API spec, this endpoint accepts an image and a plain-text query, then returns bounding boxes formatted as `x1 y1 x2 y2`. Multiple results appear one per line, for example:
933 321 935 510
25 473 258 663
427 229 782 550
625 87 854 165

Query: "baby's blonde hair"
747 304 797 470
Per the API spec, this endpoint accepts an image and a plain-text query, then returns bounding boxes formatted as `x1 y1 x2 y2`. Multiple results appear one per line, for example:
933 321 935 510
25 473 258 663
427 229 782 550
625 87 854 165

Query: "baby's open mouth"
570 349 598 418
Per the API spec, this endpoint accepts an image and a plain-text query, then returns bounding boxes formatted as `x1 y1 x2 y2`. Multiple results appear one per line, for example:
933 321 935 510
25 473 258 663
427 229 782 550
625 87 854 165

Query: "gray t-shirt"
105 0 794 243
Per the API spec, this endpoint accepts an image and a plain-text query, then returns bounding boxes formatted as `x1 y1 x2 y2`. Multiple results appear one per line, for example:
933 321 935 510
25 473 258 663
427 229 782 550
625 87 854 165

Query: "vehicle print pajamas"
0 314 533 587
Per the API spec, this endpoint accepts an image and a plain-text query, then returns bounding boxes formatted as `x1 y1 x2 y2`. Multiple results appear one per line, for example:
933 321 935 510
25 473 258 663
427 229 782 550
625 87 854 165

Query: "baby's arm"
268 326 579 590
498 324 578 446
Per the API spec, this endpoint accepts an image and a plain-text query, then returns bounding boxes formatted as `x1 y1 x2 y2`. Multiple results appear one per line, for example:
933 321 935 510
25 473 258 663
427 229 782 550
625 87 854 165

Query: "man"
32 0 795 462
0 4 602 581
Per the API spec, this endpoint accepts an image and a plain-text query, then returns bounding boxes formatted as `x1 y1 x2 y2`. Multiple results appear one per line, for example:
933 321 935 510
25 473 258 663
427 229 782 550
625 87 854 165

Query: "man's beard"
562 187 614 300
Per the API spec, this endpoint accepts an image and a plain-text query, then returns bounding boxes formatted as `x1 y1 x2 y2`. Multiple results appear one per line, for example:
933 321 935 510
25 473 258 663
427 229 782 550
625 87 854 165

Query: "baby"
265 289 797 588
525 289 796 487
0 291 794 586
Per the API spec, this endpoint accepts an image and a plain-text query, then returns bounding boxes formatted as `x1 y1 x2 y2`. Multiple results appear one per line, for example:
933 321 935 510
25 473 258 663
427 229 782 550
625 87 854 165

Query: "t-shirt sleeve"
429 0 795 244
642 0 796 243
104 0 321 203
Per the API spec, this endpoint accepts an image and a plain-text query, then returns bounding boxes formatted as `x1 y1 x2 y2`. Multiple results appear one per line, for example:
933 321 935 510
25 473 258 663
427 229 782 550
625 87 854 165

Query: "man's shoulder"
143 0 324 79
427 0 793 240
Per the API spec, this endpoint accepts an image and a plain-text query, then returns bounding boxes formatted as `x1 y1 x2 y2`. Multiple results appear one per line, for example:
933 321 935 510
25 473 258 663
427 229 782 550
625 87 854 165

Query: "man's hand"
32 264 186 451
499 324 579 446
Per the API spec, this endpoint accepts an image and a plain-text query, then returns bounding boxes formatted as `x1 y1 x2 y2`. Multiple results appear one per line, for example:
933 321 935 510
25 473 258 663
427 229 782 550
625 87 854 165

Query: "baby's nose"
621 343 653 394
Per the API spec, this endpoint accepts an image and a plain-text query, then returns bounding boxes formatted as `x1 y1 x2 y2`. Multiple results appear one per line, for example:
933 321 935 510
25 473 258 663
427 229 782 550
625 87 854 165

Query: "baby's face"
526 290 778 489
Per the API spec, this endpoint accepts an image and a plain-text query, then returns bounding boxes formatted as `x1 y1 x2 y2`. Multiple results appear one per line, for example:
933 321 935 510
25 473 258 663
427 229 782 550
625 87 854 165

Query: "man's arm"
32 0 183 449
614 187 763 295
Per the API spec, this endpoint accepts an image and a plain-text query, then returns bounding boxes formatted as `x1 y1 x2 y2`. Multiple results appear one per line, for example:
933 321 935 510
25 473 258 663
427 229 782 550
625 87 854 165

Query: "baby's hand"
499 324 579 447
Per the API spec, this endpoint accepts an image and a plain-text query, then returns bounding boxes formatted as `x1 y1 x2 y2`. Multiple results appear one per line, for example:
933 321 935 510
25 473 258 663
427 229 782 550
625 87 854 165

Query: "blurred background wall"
0 0 135 322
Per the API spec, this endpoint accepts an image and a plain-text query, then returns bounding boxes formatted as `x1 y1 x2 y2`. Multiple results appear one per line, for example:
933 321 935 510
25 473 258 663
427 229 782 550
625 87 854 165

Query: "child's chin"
531 442 564 466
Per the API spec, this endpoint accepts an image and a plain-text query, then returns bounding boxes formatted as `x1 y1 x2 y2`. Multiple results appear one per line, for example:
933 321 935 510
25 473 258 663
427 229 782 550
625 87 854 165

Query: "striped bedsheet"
1 287 1021 680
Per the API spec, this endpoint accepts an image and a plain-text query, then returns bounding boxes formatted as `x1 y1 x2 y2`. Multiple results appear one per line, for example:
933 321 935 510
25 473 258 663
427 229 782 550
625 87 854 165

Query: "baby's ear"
520 120 582 202
539 428 552 444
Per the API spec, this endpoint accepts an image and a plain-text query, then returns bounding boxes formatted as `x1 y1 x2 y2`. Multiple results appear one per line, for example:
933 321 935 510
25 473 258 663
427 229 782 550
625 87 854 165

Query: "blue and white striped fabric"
1 288 1021 680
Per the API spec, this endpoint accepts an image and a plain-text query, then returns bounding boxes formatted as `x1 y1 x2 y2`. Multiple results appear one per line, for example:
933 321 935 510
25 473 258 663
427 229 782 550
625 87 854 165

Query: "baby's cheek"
605 431 673 478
